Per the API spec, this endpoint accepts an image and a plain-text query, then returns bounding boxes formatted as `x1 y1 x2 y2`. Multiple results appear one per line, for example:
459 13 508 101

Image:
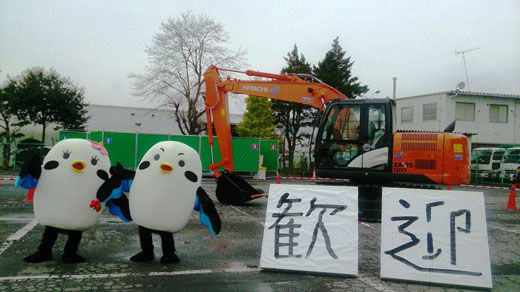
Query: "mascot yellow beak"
71 161 86 173
160 163 173 174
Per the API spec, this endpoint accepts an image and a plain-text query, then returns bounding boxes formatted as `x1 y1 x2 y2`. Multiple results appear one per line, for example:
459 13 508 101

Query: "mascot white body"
34 139 111 231
129 141 201 233
17 138 111 263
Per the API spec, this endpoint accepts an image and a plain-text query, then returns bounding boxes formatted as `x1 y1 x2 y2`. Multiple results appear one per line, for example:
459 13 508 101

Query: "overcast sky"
1 0 519 113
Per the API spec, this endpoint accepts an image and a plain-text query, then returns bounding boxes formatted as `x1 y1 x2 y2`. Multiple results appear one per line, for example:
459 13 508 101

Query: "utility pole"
455 47 479 91
392 77 397 99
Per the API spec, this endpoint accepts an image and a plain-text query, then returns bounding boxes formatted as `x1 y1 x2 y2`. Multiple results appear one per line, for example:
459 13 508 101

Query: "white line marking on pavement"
0 219 38 256
489 225 520 234
228 205 265 227
0 217 35 222
0 266 259 282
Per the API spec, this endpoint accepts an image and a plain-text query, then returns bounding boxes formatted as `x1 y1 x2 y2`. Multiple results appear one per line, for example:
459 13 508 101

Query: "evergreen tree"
313 37 369 98
272 44 315 171
8 67 89 143
236 95 276 139
0 85 28 168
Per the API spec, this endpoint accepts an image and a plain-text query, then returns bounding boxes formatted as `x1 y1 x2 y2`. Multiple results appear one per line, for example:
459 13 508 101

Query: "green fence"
58 131 278 172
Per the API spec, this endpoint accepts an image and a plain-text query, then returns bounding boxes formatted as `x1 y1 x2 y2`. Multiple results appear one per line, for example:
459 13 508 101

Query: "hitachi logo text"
242 85 268 93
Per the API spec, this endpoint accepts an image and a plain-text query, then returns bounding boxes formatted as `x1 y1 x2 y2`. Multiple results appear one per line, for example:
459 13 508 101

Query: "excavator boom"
203 65 347 204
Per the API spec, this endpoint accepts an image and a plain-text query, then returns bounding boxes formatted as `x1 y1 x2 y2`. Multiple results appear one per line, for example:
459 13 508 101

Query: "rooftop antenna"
455 47 479 91
456 81 465 91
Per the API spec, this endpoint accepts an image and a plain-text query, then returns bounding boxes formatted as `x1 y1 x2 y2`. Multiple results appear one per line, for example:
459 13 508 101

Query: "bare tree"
130 11 246 135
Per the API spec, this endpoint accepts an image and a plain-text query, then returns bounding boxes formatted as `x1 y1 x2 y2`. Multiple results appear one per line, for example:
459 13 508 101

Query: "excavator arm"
203 65 347 204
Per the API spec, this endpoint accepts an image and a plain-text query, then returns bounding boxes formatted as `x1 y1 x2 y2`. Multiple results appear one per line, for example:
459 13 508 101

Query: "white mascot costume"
96 141 220 264
16 139 110 263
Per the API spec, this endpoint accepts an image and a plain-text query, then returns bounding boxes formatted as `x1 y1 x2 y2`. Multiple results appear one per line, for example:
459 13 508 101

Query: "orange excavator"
203 65 469 206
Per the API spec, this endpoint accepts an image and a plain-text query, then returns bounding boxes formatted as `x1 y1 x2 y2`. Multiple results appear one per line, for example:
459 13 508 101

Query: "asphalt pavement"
0 178 519 291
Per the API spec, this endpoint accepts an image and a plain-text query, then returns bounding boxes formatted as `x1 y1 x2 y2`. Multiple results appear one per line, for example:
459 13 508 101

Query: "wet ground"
0 178 519 291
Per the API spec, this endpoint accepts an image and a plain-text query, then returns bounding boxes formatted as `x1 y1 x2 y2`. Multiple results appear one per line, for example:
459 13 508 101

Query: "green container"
232 137 260 172
59 131 270 172
260 140 278 170
59 131 87 140
200 136 222 171
169 135 201 154
89 131 103 143
137 134 169 163
99 132 136 168
199 137 259 171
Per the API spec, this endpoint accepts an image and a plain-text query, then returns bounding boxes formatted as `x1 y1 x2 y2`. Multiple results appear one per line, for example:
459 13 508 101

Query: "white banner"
381 188 492 289
260 184 358 275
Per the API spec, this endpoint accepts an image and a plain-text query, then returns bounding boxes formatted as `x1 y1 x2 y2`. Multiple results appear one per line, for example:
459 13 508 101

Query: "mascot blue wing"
101 179 132 203
15 174 38 189
15 155 41 189
121 179 132 192
194 187 221 235
106 200 131 222
101 179 133 222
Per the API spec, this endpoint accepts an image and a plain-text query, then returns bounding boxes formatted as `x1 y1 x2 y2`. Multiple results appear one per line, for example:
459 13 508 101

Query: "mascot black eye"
63 150 71 159
91 156 99 165
44 160 59 170
154 154 160 161
178 160 185 167
184 171 198 182
139 161 150 170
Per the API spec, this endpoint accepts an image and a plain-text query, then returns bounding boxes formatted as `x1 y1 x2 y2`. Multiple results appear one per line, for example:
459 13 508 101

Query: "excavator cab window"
315 100 393 170
318 104 362 167
322 105 361 141
367 105 386 147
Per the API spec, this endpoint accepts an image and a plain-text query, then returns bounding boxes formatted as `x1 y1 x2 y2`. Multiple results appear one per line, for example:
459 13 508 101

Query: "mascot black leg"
24 226 58 263
158 231 178 264
130 226 155 262
62 230 85 264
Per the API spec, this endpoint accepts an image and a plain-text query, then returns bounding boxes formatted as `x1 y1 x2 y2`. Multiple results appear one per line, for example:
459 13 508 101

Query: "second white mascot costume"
95 141 220 263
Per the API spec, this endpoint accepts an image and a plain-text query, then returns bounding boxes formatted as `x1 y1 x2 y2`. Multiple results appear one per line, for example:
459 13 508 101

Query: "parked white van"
500 147 520 180
470 147 505 180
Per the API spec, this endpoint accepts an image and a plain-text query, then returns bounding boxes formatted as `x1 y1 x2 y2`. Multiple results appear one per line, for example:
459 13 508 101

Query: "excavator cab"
315 98 395 182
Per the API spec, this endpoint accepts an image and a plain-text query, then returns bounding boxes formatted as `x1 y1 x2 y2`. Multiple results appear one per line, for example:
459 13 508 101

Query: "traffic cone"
23 188 35 202
506 184 518 210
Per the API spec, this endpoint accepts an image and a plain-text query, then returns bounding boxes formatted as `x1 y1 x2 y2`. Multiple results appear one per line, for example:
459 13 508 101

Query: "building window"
455 102 475 121
489 104 508 123
401 106 414 123
423 103 437 121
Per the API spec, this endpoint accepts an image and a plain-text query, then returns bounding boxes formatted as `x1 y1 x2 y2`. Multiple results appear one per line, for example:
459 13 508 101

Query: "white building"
20 104 244 144
395 91 520 148
86 104 181 134
86 104 243 133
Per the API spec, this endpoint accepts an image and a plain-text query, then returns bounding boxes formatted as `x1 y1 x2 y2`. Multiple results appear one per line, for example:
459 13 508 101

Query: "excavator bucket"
215 171 265 205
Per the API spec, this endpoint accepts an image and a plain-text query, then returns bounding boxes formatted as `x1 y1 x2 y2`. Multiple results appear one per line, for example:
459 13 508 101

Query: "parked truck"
500 146 520 181
470 147 505 181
